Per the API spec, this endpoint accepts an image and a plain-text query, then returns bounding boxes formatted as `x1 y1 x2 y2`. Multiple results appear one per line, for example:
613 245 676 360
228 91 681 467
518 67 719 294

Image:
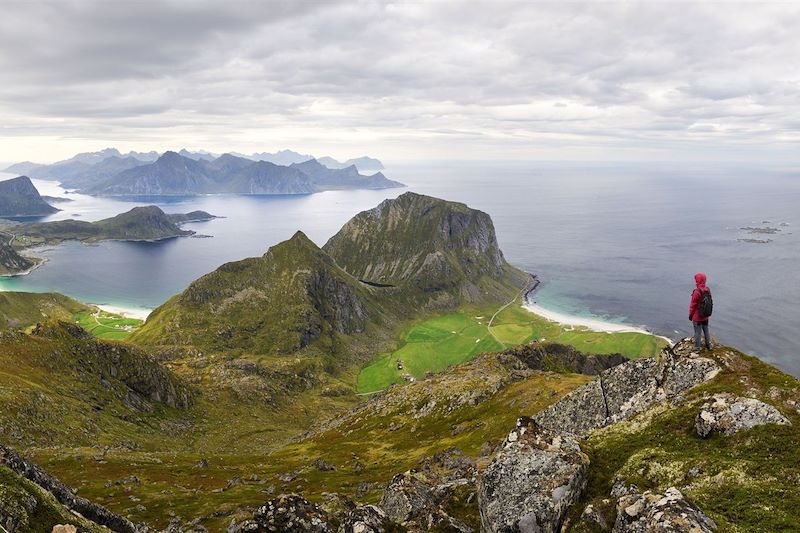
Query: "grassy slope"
0 291 89 329
26 354 593 530
358 304 666 393
0 466 106 533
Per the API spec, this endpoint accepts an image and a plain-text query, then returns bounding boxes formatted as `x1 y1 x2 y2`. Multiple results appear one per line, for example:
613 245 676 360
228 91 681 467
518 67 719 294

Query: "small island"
2 205 217 251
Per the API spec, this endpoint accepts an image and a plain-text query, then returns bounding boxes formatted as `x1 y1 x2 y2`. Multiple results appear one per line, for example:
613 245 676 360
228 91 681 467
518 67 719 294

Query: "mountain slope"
131 231 381 357
0 292 88 329
0 240 36 275
89 151 214 195
323 191 528 305
291 159 402 190
0 176 59 217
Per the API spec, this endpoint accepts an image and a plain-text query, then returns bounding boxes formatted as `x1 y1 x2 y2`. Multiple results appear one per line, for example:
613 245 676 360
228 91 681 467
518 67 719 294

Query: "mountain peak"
0 176 59 216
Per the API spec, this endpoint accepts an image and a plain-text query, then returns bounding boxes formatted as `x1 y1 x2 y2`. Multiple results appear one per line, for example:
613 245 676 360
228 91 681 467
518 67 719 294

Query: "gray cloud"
0 0 799 162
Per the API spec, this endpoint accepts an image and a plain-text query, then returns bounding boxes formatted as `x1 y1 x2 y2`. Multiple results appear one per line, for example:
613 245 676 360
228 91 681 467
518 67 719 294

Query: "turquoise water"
1 162 798 376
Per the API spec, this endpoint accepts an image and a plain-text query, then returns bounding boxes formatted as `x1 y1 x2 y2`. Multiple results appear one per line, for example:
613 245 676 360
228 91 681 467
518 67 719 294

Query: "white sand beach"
94 304 152 320
522 302 673 343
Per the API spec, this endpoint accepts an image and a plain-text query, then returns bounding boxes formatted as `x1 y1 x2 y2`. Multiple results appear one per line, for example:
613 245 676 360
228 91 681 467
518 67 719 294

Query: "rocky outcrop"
233 494 394 533
613 487 717 532
696 393 791 437
380 447 476 532
478 417 589 533
0 443 138 533
535 347 720 437
247 494 332 532
337 504 392 533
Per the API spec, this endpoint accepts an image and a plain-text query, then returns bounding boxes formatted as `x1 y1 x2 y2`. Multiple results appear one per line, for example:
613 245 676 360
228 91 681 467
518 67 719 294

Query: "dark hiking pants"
693 321 711 350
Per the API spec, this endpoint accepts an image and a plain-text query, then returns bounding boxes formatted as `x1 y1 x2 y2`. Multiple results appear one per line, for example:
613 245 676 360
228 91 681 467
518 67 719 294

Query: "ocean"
1 162 798 376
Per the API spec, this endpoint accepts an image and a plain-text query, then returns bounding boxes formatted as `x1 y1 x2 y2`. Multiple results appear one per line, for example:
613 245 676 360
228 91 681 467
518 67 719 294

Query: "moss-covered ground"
357 305 666 393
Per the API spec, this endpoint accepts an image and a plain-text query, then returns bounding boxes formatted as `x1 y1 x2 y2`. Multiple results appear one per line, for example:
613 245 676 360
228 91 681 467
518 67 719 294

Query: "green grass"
357 305 667 393
75 310 143 340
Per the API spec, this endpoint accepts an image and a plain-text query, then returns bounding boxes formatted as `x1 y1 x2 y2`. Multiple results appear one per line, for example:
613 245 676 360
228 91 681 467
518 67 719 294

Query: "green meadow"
75 310 144 340
357 304 668 393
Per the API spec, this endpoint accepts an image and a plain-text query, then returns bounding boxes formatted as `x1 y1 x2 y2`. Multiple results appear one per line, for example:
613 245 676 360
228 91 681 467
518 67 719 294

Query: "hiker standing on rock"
689 272 713 353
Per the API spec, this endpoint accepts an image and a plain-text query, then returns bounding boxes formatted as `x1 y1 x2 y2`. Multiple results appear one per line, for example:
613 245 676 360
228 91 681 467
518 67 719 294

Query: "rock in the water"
696 393 791 437
250 494 332 532
478 417 589 533
613 487 717 532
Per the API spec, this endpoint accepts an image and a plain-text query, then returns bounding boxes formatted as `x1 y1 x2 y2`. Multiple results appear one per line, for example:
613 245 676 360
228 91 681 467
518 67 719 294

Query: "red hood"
695 272 707 290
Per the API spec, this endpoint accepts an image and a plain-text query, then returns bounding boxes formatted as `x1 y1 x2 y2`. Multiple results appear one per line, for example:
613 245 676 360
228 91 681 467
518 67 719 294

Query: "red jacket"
689 272 710 322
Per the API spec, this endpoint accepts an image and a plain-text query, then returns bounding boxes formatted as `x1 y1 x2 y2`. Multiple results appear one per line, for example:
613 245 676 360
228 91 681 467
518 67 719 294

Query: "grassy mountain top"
0 176 59 217
323 192 527 306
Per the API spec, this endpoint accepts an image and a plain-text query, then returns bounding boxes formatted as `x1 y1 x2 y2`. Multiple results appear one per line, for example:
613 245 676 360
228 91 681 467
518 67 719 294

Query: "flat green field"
75 310 143 340
356 304 668 393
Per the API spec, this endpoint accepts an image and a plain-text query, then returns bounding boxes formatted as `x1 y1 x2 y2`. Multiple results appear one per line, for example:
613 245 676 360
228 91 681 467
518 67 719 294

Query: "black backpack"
696 288 713 317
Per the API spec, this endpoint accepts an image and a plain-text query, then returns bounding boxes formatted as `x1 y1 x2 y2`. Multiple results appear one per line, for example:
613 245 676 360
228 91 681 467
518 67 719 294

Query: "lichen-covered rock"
696 393 791 437
533 379 608 437
478 417 589 533
250 494 333 532
338 504 392 533
613 487 717 532
379 448 475 532
380 471 436 526
535 350 720 437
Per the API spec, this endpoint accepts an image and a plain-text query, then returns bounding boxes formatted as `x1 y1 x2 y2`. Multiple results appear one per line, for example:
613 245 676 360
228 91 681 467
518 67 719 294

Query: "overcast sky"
1 0 799 164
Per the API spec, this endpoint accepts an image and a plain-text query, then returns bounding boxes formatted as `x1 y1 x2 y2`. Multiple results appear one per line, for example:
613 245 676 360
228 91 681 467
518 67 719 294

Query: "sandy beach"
522 302 673 343
94 304 152 320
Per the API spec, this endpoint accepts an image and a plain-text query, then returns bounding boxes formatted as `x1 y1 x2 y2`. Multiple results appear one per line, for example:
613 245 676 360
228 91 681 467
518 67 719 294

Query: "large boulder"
337 505 392 533
379 447 476 532
535 350 720 437
478 417 589 533
696 393 791 437
247 494 333 532
613 487 717 532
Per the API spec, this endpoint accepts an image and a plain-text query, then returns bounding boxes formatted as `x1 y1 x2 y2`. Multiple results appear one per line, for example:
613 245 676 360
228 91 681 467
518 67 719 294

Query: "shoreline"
522 276 673 344
93 304 152 320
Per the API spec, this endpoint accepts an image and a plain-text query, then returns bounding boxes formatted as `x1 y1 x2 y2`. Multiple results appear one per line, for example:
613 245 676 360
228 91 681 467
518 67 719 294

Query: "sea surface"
1 162 798 376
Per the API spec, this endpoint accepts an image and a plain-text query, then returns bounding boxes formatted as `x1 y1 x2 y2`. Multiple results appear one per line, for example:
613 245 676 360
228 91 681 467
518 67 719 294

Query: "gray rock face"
338 505 391 533
613 487 717 532
478 417 589 533
696 393 791 437
535 350 720 437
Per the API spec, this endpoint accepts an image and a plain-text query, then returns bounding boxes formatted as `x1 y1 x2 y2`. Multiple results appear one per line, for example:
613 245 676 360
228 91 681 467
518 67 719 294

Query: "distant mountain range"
0 176 59 217
3 148 389 194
